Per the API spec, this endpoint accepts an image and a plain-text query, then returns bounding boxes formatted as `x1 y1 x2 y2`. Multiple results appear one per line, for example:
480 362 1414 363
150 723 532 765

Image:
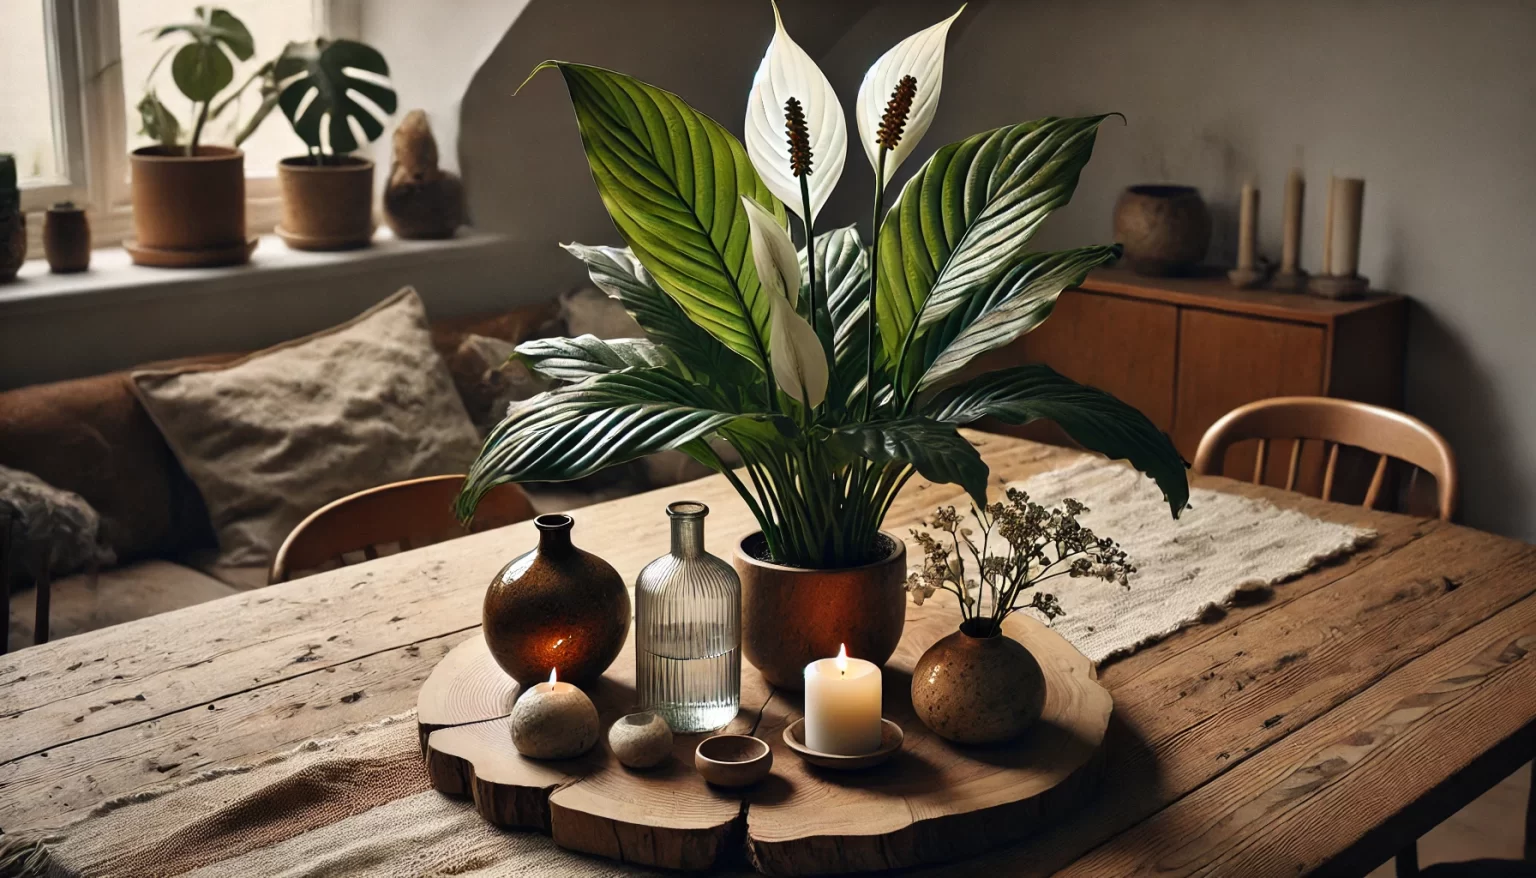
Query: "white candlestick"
1327 177 1365 277
1236 182 1258 271
803 644 882 755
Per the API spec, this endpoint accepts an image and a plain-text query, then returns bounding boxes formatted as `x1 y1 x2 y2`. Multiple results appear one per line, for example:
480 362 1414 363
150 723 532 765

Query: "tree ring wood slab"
417 598 1111 875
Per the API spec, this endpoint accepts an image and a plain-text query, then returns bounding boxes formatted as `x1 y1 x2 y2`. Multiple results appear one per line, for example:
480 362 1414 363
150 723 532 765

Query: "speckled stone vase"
911 619 1047 745
484 513 631 688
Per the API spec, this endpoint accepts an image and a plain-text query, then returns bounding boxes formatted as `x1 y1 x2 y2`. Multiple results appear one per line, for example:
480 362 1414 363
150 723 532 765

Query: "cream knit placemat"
1007 458 1376 663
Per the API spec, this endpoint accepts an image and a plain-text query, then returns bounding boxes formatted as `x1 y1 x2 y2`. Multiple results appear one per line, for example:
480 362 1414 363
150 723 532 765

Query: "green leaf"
560 243 758 396
137 91 181 147
925 364 1189 515
801 226 872 401
456 369 759 522
875 115 1111 393
831 418 989 508
206 8 255 61
172 41 234 102
275 38 397 154
511 334 675 382
914 244 1121 392
535 62 784 373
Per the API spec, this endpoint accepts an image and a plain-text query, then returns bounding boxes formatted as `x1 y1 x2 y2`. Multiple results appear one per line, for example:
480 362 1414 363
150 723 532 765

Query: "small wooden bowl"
694 734 772 787
783 718 904 770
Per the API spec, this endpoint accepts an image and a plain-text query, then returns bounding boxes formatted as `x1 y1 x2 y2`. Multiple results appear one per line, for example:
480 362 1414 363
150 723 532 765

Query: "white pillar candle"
1327 177 1365 277
803 644 882 755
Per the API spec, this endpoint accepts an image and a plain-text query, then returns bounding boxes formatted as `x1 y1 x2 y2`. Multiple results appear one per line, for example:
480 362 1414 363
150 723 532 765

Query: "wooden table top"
3 433 1533 876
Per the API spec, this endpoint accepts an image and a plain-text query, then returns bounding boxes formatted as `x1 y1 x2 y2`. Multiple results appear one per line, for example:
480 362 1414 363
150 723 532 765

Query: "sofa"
0 291 697 648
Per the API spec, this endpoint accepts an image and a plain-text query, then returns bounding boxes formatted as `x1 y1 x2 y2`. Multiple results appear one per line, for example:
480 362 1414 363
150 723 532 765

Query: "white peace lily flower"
742 196 802 307
744 0 847 222
741 196 828 407
855 5 964 185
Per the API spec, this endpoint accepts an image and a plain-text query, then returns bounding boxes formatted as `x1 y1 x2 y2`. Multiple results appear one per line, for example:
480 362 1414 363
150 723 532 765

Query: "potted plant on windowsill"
271 38 397 251
455 4 1190 689
130 6 277 268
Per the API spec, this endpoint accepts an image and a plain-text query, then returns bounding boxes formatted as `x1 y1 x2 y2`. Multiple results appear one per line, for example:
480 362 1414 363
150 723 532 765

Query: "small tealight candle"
803 644 882 755
509 667 600 759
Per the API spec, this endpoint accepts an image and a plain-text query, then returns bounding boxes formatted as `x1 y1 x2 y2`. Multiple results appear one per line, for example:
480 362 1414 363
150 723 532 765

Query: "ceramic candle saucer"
783 718 904 770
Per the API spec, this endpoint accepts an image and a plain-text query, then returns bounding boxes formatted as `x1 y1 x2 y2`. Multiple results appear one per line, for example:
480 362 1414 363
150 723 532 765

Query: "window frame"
20 0 361 246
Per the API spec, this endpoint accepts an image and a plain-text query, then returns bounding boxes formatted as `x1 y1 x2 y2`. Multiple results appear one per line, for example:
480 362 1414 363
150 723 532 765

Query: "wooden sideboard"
980 267 1407 494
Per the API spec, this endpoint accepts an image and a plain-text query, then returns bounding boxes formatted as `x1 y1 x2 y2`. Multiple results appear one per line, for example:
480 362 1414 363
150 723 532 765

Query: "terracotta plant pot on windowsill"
276 156 377 251
127 145 254 268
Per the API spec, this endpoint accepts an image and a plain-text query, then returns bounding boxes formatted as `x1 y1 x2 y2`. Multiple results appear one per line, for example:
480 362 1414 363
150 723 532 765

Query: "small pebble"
608 711 673 769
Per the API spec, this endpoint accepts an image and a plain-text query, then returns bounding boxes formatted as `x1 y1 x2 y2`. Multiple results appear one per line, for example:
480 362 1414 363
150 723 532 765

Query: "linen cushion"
131 288 483 567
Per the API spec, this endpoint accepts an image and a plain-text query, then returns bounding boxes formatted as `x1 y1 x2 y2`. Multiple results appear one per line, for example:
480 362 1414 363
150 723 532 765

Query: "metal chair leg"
1396 842 1420 878
33 567 49 646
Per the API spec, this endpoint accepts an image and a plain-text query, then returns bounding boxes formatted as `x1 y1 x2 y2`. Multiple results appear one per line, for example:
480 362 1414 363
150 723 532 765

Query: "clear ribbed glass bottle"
635 501 741 733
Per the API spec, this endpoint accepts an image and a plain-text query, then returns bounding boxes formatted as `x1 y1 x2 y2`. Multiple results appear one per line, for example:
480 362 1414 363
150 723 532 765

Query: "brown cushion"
131 288 483 567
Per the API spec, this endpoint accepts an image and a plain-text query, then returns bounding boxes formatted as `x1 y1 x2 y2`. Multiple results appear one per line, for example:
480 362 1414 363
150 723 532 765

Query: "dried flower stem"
905 488 1135 629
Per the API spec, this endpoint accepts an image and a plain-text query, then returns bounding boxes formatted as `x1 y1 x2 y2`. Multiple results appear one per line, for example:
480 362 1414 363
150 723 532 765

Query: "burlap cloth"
26 459 1373 876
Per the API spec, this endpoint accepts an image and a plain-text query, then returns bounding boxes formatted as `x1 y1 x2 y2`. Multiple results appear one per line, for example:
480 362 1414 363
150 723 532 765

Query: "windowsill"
0 227 509 317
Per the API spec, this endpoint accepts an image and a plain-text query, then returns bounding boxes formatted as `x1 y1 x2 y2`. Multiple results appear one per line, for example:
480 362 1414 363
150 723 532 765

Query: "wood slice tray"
417 602 1112 874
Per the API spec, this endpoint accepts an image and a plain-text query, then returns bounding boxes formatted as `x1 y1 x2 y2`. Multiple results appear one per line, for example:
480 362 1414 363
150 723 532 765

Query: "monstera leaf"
530 62 785 375
876 115 1110 396
925 364 1189 515
275 38 397 155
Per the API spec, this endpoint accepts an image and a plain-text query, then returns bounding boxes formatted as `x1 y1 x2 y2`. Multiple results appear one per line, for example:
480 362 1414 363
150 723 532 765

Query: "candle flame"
836 643 848 674
548 667 558 686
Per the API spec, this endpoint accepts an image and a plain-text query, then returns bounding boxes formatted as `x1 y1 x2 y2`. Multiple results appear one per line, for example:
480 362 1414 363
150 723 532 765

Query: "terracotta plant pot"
276 156 377 251
734 532 906 690
483 513 631 688
911 618 1046 745
129 145 249 267
1112 184 1211 276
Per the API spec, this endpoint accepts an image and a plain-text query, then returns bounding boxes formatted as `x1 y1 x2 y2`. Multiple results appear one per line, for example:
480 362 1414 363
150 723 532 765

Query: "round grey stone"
607 711 673 769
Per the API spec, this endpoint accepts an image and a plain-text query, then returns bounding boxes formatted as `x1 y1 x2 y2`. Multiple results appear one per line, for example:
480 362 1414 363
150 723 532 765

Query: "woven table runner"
29 459 1375 877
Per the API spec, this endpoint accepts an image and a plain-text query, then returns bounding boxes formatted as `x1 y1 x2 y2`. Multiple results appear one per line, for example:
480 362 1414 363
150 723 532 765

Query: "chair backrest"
269 475 537 583
1193 396 1458 520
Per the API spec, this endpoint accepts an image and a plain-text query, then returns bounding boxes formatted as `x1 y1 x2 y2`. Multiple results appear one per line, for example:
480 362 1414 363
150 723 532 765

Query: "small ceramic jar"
911 620 1046 745
44 203 91 274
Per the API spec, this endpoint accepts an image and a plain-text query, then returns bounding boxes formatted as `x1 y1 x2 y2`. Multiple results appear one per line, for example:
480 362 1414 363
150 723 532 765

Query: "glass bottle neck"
671 516 705 558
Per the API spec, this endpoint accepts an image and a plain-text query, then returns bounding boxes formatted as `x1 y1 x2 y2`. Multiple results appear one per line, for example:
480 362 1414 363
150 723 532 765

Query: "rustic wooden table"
3 433 1533 876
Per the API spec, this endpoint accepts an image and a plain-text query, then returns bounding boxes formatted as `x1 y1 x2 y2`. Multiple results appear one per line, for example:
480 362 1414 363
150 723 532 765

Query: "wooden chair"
1193 396 1458 520
1197 397 1509 877
269 475 537 584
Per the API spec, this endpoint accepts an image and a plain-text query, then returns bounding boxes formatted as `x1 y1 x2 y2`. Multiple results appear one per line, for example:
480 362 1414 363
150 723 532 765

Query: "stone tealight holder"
694 734 772 787
509 670 599 760
783 718 904 770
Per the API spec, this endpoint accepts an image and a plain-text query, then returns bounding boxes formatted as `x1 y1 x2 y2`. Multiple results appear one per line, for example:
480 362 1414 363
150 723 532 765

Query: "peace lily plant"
457 4 1189 569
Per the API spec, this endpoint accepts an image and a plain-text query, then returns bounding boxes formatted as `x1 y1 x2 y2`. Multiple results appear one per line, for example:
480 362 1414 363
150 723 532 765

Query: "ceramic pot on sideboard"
483 513 631 689
911 618 1046 745
733 532 906 690
276 156 376 251
128 145 249 267
1112 184 1211 277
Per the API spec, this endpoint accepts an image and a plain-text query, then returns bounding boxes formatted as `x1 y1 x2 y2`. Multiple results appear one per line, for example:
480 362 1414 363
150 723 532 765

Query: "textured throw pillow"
131 288 483 567
0 464 116 588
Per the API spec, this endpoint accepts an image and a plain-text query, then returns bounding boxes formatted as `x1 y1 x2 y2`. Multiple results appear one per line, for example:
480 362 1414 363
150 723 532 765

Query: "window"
0 0 359 242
